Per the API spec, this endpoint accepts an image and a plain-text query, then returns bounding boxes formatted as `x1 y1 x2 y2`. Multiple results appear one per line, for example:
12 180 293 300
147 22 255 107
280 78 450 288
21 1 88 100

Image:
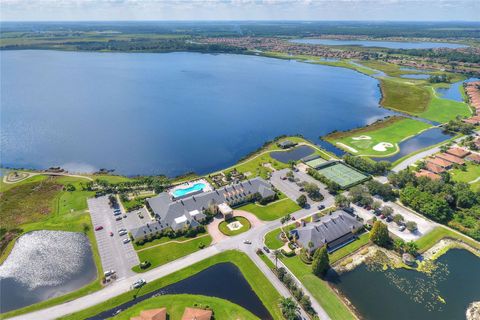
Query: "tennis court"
317 162 369 188
305 157 327 169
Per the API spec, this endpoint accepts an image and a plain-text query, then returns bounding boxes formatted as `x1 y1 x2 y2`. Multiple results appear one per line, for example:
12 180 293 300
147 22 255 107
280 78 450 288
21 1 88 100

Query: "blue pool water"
290 39 469 49
173 183 206 197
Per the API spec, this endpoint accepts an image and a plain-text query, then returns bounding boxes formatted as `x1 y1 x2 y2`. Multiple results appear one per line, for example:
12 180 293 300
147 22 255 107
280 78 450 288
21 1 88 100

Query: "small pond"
372 127 453 163
400 74 430 80
327 249 480 320
88 262 272 320
436 77 480 102
290 39 469 49
270 145 315 163
0 230 97 313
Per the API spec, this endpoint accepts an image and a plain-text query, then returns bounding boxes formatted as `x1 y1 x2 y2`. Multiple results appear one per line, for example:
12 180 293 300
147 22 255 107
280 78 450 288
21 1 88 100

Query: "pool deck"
169 178 213 198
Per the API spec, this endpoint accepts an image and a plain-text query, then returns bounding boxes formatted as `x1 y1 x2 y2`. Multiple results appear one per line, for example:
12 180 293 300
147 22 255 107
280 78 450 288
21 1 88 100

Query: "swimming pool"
173 183 206 197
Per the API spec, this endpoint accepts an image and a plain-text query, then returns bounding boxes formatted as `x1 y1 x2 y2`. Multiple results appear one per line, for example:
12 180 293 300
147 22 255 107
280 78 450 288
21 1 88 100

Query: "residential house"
291 210 363 253
130 308 167 320
436 153 465 165
415 170 441 181
427 157 452 169
466 153 480 164
425 161 446 174
277 140 297 149
446 147 470 158
181 307 212 320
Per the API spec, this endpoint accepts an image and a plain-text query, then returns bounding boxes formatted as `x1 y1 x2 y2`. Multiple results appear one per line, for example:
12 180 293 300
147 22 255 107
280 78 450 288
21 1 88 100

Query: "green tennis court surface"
317 162 368 188
305 158 327 169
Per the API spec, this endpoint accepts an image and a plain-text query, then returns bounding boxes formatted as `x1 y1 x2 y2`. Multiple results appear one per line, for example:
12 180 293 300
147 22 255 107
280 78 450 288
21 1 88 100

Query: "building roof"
181 307 212 320
130 308 167 320
447 147 470 158
425 162 446 174
292 211 362 251
277 140 296 148
302 154 321 162
415 170 441 180
427 157 452 168
130 221 167 240
147 177 274 230
436 153 465 165
466 153 480 163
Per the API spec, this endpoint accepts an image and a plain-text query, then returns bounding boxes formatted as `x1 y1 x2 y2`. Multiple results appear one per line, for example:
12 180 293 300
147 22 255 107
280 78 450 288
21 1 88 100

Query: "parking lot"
351 201 436 241
122 207 152 231
88 196 140 280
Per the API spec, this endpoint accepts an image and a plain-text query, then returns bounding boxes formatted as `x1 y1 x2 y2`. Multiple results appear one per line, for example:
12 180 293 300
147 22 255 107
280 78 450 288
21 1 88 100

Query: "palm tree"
273 250 281 270
279 297 299 320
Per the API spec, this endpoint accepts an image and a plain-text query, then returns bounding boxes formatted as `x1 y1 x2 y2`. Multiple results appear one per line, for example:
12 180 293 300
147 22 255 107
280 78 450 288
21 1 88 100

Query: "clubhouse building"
131 177 275 240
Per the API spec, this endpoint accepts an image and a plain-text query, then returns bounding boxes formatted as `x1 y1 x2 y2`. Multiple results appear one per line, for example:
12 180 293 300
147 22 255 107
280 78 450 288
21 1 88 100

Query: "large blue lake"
291 39 468 49
1 50 394 176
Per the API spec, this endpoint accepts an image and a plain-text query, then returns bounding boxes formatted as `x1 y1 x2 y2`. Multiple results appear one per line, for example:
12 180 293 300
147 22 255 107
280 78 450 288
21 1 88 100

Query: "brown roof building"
415 170 441 181
425 162 446 174
427 157 453 168
181 307 212 320
446 147 470 158
131 308 167 320
436 153 465 165
466 153 480 164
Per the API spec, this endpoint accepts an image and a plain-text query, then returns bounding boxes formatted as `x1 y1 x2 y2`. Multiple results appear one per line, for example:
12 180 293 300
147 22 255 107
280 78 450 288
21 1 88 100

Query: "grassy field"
325 116 432 156
419 87 472 123
219 216 251 236
133 235 213 272
60 250 284 320
111 294 258 320
415 226 480 253
329 233 370 264
238 198 300 221
264 228 286 250
281 255 355 320
379 78 432 114
450 162 480 190
359 60 423 77
133 231 208 250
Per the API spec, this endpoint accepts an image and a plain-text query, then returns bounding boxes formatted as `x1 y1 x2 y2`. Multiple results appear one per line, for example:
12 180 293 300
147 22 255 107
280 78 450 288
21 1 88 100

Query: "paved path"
2 171 94 184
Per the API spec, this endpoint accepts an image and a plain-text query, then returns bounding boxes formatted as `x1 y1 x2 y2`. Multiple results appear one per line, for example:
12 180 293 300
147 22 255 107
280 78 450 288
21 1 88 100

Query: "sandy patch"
336 142 358 153
352 135 372 141
373 142 394 152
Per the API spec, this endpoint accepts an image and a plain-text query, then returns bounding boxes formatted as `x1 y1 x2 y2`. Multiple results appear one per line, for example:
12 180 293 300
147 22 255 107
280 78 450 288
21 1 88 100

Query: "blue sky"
1 0 479 21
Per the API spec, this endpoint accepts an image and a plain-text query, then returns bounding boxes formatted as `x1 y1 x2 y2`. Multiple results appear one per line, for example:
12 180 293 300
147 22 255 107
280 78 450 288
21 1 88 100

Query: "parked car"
318 205 325 210
132 279 146 289
398 225 406 232
386 216 393 222
263 246 270 253
299 187 305 192
104 270 115 277
119 230 128 237
123 238 130 244
280 176 287 180
123 214 127 218
113 211 122 216
118 228 127 233
95 226 103 231
243 240 252 244
379 214 385 219
115 216 122 221
109 231 114 237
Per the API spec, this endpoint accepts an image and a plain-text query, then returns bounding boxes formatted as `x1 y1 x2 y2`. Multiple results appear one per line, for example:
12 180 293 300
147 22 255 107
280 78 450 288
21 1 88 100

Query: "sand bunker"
373 142 394 152
352 135 372 140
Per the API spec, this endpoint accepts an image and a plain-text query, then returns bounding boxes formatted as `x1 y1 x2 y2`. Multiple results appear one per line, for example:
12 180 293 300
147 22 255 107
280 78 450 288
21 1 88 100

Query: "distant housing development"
131 177 275 240
291 210 363 253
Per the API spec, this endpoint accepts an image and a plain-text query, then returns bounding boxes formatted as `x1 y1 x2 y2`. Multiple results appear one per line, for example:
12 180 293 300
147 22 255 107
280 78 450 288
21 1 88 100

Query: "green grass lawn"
59 250 284 320
258 252 276 270
360 60 421 77
450 162 480 185
238 198 300 221
281 255 355 320
264 228 286 250
111 294 258 320
133 231 208 250
133 235 213 272
379 78 431 114
329 233 370 264
415 226 480 253
219 216 251 236
121 194 152 212
325 116 432 157
418 87 472 123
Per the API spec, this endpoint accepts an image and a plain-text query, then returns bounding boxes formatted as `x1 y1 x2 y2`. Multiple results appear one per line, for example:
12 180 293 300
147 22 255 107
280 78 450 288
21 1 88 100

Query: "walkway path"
2 171 93 184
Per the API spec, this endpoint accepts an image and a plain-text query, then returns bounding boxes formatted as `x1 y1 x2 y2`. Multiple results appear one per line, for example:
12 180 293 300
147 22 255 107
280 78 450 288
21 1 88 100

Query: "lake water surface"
291 39 468 49
1 50 393 176
328 249 480 320
88 262 271 320
0 231 97 313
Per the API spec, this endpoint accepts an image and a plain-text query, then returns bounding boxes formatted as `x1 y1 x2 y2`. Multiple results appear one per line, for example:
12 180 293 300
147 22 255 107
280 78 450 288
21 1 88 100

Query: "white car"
243 240 252 244
123 238 130 244
132 278 146 289
119 230 128 237
104 270 116 277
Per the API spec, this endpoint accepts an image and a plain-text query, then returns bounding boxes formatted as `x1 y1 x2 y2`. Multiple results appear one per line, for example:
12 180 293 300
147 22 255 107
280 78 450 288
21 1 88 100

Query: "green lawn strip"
85 174 135 184
281 255 355 320
258 252 276 270
218 216 251 236
237 198 301 221
415 226 480 253
264 228 286 250
132 235 213 272
121 194 152 212
111 294 258 320
360 60 427 77
450 162 480 184
324 116 431 157
418 87 472 123
329 233 370 264
59 250 284 320
379 77 431 114
133 232 208 250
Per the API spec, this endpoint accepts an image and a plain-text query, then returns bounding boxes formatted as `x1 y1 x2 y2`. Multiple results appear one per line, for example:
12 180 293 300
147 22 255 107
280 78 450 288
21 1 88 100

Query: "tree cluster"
343 155 391 176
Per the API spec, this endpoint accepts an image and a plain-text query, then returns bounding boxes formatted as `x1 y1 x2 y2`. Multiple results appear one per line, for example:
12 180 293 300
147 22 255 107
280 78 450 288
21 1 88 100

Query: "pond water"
400 74 430 80
372 127 453 163
88 262 272 320
328 249 480 320
1 50 393 176
270 145 314 163
436 77 480 102
0 231 97 313
291 39 469 49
